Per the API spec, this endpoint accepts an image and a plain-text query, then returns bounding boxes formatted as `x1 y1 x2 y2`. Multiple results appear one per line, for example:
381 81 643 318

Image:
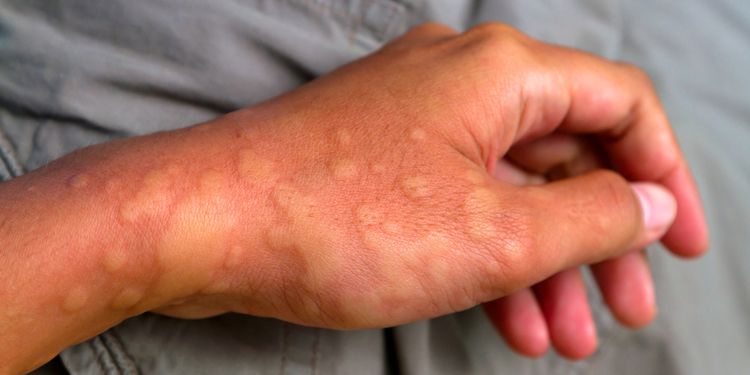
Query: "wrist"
0 154 163 372
0 121 254 371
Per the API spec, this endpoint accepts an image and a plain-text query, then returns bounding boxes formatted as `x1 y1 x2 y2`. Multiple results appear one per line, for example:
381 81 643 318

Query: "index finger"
516 45 708 257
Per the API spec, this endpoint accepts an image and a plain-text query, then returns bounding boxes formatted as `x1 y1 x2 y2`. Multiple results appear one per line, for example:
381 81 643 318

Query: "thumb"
514 170 676 275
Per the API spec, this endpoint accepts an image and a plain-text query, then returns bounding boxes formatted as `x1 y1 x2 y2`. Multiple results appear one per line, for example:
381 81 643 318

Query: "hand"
485 134 674 359
157 23 706 338
0 22 708 372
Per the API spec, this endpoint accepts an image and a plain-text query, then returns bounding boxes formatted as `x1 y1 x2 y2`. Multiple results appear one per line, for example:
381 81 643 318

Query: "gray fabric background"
1 0 748 374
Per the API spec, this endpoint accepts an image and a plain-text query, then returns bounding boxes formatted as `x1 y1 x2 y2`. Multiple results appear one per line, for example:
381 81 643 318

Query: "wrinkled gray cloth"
2 0 748 374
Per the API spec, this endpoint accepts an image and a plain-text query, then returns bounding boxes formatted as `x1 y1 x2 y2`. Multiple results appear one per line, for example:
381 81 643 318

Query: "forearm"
0 152 157 372
0 115 273 373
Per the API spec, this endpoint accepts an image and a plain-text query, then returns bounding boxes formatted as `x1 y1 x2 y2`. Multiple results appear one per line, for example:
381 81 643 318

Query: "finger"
483 289 549 357
533 268 597 360
515 49 708 257
506 136 660 335
493 159 545 186
657 165 707 257
507 133 605 178
629 182 678 248
492 170 675 287
507 135 678 248
591 251 656 328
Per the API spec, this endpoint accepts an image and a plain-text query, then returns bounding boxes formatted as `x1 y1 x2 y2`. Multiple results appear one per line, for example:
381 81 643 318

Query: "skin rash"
1 22 708 372
48 117 517 337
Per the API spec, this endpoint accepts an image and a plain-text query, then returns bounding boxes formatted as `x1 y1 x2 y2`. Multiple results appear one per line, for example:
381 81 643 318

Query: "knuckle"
589 170 640 243
593 170 634 211
467 22 525 41
464 22 530 56
618 62 655 88
383 23 457 53
407 22 457 37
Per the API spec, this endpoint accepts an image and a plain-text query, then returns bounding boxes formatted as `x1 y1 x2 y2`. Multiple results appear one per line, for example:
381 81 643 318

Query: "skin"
0 23 707 373
487 135 664 358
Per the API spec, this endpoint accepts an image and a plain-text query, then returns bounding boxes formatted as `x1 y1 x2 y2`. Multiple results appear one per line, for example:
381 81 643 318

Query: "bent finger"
512 45 707 257
507 133 605 179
